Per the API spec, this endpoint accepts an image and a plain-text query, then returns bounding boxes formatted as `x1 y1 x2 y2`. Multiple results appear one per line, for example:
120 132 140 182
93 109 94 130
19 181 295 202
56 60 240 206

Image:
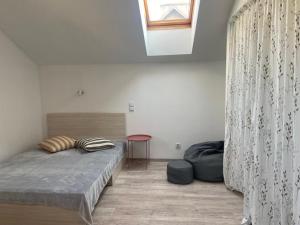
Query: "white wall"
0 29 43 161
147 29 193 56
40 62 225 159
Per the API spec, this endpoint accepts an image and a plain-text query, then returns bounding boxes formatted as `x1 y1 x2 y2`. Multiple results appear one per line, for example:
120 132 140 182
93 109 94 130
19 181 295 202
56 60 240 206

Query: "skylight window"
144 0 194 29
138 0 200 56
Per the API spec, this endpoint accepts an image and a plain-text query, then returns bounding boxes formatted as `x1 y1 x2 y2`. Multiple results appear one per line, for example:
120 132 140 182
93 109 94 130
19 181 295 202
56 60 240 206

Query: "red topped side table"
127 134 152 167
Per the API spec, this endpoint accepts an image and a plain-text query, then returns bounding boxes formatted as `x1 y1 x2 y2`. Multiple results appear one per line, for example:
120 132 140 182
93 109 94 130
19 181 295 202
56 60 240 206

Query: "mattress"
0 141 125 225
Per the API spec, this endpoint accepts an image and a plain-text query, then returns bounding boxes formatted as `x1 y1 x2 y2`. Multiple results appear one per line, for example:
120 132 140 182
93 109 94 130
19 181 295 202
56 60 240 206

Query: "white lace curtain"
224 0 300 224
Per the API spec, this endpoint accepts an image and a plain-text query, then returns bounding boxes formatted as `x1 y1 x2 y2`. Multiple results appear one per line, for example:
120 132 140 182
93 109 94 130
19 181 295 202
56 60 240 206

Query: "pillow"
76 137 115 152
39 136 75 153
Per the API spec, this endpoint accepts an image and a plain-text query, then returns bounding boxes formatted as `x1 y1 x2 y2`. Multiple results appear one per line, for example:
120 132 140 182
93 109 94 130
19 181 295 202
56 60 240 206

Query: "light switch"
129 101 135 112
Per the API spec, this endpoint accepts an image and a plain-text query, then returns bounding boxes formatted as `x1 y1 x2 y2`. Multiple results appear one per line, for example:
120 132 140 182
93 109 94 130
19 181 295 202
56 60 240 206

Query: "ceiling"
0 0 234 65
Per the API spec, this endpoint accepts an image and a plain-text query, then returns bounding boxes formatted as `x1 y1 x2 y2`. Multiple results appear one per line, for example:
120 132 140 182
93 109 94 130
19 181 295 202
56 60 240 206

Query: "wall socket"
175 143 182 150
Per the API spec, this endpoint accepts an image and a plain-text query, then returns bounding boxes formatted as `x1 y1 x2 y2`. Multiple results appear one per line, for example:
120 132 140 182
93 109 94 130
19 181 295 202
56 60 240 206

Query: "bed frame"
0 113 127 225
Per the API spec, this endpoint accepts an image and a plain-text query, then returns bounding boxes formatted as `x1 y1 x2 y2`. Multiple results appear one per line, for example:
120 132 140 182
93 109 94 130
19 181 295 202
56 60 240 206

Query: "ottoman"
167 160 194 185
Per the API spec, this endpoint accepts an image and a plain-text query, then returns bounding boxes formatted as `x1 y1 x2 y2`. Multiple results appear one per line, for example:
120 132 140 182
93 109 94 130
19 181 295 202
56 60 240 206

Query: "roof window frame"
143 0 195 30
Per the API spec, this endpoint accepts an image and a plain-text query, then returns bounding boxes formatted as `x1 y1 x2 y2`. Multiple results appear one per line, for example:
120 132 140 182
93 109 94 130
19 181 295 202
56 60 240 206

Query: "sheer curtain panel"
224 0 300 224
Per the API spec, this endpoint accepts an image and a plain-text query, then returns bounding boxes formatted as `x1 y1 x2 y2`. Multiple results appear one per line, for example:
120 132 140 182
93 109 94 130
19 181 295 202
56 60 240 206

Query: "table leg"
127 140 130 168
127 140 129 159
145 141 147 160
148 141 150 165
131 141 134 160
145 141 148 169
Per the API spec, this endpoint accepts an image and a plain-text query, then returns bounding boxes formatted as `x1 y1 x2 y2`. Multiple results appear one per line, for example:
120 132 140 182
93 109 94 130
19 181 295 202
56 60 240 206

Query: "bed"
0 113 127 225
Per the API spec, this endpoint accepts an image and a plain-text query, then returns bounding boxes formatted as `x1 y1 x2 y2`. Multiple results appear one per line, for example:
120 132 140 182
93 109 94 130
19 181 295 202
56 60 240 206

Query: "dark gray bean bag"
167 160 194 185
184 141 224 182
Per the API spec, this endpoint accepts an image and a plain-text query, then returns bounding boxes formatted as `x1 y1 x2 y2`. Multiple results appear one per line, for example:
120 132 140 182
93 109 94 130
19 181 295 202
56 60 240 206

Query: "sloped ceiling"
0 0 234 65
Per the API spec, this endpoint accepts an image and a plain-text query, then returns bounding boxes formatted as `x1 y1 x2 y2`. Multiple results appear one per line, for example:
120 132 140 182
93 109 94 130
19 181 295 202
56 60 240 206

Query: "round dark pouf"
167 160 194 185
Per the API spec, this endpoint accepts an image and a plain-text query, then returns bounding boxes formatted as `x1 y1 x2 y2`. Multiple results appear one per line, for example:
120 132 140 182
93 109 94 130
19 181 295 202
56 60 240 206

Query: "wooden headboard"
47 113 126 140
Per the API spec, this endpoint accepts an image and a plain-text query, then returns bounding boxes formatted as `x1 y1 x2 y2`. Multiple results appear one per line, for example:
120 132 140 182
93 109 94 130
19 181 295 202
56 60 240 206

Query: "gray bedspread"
0 141 125 225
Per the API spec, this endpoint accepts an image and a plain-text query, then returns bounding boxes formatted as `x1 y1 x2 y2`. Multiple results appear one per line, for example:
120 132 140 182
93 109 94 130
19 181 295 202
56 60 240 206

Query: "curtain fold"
224 0 300 224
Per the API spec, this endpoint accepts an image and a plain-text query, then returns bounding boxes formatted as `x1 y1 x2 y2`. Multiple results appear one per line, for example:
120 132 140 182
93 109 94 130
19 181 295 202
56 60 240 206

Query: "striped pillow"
39 136 76 153
76 137 115 152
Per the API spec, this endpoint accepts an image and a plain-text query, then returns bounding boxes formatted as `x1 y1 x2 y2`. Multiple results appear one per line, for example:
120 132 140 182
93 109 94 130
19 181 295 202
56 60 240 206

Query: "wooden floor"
93 160 243 225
